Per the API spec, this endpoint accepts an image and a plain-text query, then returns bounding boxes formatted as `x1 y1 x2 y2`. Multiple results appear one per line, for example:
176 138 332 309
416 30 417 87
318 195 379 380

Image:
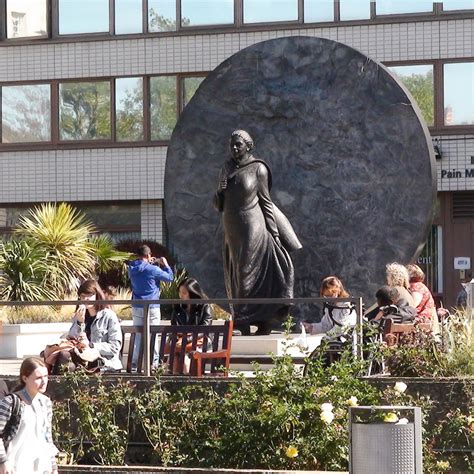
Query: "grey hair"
231 129 254 150
385 262 410 289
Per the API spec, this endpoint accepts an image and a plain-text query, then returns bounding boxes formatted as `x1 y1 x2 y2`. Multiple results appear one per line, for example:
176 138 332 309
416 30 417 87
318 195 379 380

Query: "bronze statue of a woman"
214 130 302 335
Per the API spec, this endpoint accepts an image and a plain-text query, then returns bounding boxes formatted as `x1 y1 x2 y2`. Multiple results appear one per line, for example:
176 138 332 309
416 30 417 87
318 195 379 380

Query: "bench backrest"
122 321 233 375
383 319 431 347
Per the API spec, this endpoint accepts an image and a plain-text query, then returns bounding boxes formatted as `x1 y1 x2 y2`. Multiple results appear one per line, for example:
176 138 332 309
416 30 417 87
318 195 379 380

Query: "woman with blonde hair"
385 262 416 307
0 357 58 474
302 276 356 337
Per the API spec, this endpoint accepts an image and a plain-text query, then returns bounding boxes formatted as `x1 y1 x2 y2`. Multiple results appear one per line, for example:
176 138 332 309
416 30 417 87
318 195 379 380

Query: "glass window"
304 0 335 22
442 0 474 10
116 77 143 142
339 0 371 20
59 81 111 140
1 84 51 143
0 202 141 242
376 1 433 15
388 64 434 126
148 0 177 32
444 63 474 126
115 0 143 34
243 0 298 23
6 0 47 38
181 0 234 26
183 76 205 108
150 76 177 141
59 0 109 35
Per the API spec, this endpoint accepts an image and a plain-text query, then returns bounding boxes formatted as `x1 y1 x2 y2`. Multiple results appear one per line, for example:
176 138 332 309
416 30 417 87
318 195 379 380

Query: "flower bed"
49 354 473 473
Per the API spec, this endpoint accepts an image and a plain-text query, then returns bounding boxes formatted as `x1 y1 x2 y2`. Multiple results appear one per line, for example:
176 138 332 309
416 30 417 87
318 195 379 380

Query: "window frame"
57 77 114 143
2 0 50 41
0 80 53 145
0 200 142 237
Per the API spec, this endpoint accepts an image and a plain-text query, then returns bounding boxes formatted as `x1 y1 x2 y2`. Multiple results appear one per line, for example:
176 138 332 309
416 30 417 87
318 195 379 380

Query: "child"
103 285 117 301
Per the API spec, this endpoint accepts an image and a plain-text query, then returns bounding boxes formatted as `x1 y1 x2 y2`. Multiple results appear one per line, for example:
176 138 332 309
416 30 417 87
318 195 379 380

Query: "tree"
59 82 111 140
399 70 434 126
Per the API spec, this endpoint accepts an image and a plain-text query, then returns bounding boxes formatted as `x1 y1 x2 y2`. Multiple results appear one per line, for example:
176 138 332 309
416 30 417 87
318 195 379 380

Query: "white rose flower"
320 410 335 424
396 418 409 425
347 396 358 407
330 375 338 382
394 382 407 394
320 403 333 412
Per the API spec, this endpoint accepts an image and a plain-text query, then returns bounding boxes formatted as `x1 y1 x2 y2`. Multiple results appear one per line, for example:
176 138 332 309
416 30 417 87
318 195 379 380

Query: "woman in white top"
303 276 356 339
0 357 58 474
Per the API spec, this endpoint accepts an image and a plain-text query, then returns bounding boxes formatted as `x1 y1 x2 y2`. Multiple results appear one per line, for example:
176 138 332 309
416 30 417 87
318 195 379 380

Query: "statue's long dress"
215 158 296 326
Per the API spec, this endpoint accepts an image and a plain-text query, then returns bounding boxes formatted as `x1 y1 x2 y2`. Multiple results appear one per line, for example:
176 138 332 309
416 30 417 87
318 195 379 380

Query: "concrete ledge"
58 466 346 473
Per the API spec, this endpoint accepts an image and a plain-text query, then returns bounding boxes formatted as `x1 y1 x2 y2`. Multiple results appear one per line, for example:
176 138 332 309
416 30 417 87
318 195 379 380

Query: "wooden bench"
383 320 431 347
121 321 233 377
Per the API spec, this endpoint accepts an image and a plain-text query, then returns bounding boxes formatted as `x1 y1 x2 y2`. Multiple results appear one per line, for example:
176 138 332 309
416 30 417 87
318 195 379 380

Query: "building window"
115 0 143 34
182 76 205 109
150 76 177 141
6 0 47 38
1 84 51 143
442 0 474 10
444 62 474 126
148 0 177 32
243 0 298 23
59 81 111 140
116 77 144 142
339 0 371 20
304 0 334 22
388 64 434 126
0 202 141 242
376 0 434 15
58 0 109 35
181 0 234 26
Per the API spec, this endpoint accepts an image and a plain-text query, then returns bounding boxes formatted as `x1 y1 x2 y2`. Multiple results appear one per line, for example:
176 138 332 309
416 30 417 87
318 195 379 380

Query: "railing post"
356 297 363 360
143 302 151 376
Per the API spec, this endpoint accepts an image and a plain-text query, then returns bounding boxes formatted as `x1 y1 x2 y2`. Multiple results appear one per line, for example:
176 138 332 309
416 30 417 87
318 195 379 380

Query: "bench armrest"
191 350 229 360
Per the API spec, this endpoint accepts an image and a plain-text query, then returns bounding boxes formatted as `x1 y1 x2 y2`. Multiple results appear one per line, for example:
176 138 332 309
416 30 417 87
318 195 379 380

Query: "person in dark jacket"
368 286 416 327
168 278 212 373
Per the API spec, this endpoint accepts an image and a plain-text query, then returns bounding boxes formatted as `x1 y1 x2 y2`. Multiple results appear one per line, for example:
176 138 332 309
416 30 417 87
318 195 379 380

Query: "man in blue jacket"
128 245 173 369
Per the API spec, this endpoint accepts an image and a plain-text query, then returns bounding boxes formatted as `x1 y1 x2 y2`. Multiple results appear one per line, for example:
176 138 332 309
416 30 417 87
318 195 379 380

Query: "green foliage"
381 310 473 377
159 267 188 319
14 202 96 296
53 369 133 466
0 239 55 305
89 234 132 276
397 69 434 126
59 82 111 140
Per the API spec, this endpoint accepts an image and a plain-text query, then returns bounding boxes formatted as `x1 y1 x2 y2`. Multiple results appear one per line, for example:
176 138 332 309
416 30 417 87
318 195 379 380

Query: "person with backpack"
0 357 58 474
302 276 357 339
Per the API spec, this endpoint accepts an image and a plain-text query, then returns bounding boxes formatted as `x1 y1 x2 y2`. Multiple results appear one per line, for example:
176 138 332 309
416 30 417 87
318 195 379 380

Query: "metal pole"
143 302 151 376
356 297 363 360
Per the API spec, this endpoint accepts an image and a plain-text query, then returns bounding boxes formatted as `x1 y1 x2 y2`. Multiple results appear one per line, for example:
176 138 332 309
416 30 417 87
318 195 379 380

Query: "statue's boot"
234 323 251 336
255 321 272 336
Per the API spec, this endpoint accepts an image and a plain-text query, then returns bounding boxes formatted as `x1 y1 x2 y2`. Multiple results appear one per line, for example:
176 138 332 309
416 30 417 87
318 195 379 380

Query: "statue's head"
230 129 254 161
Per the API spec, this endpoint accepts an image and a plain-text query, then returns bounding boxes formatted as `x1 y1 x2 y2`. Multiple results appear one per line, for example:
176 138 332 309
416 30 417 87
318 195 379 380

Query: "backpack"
2 394 22 446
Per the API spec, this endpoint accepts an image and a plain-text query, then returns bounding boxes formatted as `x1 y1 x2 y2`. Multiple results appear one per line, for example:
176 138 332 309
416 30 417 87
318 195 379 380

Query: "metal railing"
0 296 364 376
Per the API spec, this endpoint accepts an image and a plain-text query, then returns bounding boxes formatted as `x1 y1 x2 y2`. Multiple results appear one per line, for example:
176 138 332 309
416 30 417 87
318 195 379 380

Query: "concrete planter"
59 467 346 473
0 322 72 358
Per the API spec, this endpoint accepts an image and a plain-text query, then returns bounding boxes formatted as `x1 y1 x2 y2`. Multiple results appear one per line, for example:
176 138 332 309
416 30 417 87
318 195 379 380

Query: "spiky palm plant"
0 239 57 305
89 234 133 275
15 202 96 296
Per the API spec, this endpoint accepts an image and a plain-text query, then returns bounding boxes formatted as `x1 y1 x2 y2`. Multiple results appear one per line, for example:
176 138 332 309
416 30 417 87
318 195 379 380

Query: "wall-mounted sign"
454 257 471 270
441 169 474 179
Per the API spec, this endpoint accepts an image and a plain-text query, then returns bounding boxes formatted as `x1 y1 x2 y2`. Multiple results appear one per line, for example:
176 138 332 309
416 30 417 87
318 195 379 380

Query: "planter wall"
0 322 71 358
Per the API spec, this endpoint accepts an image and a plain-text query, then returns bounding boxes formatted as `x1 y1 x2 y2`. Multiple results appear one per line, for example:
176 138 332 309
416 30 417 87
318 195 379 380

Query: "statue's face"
230 136 248 161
